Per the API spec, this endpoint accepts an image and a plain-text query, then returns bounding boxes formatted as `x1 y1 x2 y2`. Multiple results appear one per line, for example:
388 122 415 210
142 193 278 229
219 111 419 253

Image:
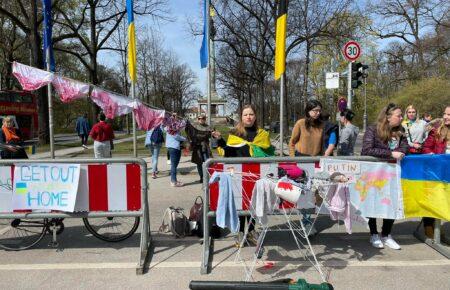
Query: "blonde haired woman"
402 104 428 154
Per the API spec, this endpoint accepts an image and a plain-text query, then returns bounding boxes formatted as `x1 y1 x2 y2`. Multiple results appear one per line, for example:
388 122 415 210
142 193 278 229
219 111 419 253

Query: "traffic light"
351 62 369 89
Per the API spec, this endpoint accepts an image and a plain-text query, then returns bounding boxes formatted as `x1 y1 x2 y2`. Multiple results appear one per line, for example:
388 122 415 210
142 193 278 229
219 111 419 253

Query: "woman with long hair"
421 105 450 238
212 104 274 246
402 104 428 154
289 100 325 157
361 103 408 250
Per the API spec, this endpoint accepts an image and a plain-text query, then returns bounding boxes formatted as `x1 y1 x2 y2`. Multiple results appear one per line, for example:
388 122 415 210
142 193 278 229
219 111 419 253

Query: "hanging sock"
52 76 89 103
12 62 54 91
133 103 165 130
91 87 138 119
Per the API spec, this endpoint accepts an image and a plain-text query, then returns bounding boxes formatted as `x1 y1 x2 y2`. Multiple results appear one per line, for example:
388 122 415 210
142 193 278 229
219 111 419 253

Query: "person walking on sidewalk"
361 103 408 250
186 114 213 183
76 113 90 149
145 125 164 179
90 112 115 158
165 126 186 187
338 109 359 156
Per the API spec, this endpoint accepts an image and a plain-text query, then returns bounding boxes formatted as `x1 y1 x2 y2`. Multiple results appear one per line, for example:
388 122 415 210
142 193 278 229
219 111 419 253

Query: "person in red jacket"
420 105 450 238
90 112 115 158
361 103 408 250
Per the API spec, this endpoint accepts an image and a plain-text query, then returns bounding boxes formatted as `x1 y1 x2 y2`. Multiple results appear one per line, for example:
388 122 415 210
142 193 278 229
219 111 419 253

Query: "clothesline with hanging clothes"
11 61 186 132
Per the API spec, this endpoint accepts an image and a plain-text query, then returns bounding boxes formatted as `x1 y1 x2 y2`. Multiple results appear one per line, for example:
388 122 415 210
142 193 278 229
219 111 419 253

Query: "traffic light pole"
363 77 367 132
347 62 352 109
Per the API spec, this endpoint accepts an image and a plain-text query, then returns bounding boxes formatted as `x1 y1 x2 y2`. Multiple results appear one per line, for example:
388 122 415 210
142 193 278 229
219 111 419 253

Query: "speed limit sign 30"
343 41 361 62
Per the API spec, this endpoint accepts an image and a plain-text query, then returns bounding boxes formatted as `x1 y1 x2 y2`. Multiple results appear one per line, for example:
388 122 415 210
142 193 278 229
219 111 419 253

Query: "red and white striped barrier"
0 164 141 213
208 162 319 211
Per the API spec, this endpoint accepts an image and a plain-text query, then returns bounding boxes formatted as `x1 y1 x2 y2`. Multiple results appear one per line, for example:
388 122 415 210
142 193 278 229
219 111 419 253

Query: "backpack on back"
150 126 164 144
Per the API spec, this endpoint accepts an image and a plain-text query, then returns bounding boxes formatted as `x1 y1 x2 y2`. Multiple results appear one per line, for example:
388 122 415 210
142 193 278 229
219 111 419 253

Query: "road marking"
0 259 449 271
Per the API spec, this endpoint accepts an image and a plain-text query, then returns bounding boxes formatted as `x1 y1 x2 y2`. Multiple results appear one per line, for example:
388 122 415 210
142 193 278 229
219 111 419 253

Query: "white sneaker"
166 160 171 165
381 235 401 250
370 234 384 249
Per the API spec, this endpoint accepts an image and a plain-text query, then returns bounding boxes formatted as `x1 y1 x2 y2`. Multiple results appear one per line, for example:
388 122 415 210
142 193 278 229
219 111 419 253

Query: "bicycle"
0 216 140 251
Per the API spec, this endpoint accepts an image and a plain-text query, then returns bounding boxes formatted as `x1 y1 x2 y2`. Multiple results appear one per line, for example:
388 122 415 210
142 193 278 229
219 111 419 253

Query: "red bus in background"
0 90 39 140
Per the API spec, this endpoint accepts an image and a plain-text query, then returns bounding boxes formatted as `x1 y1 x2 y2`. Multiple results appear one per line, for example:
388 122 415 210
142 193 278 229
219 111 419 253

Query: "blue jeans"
149 143 161 173
168 148 181 183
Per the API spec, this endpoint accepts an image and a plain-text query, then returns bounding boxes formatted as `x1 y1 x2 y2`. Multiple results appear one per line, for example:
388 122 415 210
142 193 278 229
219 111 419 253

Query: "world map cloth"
320 159 404 220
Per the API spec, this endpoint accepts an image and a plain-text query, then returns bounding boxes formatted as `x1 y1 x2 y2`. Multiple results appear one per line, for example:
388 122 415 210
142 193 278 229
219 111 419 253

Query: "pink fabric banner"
163 114 186 134
134 103 165 130
12 62 54 91
52 76 90 103
90 88 138 119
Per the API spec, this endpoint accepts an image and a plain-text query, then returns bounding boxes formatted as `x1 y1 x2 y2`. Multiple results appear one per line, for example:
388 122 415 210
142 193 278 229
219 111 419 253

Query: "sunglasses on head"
386 103 397 114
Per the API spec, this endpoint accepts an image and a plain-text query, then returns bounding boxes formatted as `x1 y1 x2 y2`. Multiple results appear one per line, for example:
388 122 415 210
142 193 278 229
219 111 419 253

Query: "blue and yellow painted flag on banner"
126 0 137 82
401 155 450 221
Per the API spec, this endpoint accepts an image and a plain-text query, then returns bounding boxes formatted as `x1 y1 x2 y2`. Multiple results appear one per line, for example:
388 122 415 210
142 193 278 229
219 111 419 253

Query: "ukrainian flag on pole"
274 0 288 80
126 0 137 82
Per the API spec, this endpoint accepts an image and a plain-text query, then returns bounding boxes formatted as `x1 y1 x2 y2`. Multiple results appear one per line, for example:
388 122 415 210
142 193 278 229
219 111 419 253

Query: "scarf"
2 126 20 143
218 129 274 157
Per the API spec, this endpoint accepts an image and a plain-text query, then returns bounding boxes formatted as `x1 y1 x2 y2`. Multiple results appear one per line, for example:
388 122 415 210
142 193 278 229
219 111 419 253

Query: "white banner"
0 167 13 213
13 164 81 212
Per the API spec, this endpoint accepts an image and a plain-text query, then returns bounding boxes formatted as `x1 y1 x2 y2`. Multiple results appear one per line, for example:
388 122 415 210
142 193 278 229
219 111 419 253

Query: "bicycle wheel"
0 218 47 251
83 217 140 242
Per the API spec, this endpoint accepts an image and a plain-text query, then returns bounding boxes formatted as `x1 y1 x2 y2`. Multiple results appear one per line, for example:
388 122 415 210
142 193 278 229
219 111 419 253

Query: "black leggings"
368 218 394 236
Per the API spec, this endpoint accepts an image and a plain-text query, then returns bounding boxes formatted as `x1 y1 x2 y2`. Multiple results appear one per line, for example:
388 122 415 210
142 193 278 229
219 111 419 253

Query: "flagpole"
46 47 55 159
132 82 137 157
279 73 284 156
206 0 211 126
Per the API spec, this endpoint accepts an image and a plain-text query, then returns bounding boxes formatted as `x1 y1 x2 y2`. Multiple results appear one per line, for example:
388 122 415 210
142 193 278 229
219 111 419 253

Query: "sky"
155 0 206 94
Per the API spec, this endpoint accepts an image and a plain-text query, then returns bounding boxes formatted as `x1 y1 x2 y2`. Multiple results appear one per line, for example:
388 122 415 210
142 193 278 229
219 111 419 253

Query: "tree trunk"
303 40 311 110
30 0 49 145
89 2 100 123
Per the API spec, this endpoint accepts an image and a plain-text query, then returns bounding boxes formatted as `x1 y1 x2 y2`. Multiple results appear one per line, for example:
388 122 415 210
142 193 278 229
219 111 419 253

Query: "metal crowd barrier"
0 158 151 275
200 156 381 274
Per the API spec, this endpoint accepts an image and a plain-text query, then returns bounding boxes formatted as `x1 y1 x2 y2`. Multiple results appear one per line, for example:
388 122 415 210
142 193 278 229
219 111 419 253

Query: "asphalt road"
1 136 449 290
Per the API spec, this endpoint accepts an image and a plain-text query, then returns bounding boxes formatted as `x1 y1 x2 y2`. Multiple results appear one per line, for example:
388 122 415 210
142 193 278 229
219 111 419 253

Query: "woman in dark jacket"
1 116 28 159
361 103 408 250
186 114 213 183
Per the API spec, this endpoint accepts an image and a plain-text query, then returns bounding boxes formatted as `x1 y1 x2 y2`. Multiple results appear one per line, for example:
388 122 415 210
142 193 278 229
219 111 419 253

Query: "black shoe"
199 179 203 184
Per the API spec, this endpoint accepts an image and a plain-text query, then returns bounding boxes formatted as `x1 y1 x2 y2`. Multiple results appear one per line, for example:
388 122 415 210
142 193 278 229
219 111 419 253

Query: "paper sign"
0 167 13 213
13 164 81 212
326 72 339 89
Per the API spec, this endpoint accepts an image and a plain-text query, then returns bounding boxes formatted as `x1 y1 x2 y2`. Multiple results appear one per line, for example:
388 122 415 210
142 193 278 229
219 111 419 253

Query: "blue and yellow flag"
199 0 208 68
126 0 137 82
401 155 450 221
